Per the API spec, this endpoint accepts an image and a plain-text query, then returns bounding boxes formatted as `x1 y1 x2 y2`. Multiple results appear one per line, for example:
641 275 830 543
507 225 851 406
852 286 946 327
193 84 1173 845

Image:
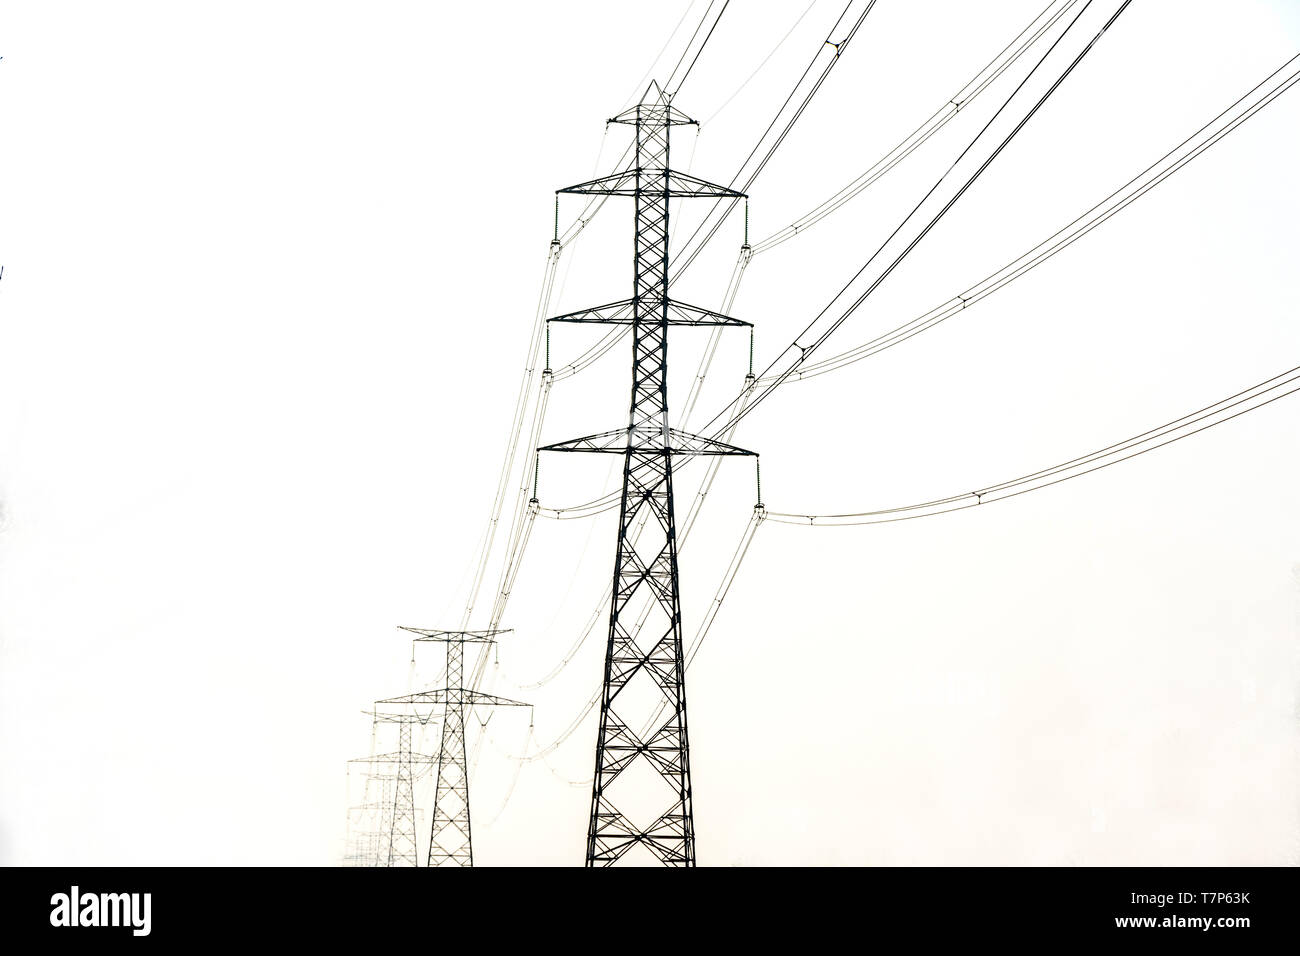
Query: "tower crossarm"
558 167 744 199
398 626 510 641
377 688 531 709
540 426 754 457
607 90 696 127
548 297 750 328
360 709 440 725
348 751 438 764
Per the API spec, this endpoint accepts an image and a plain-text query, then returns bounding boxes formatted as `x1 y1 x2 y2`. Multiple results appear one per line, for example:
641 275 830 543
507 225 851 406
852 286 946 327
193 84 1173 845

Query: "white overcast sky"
2 0 1299 865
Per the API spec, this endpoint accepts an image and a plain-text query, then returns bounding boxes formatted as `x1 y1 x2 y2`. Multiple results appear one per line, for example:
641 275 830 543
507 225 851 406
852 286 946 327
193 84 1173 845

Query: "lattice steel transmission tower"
379 627 530 867
354 711 438 866
541 82 756 866
344 770 396 867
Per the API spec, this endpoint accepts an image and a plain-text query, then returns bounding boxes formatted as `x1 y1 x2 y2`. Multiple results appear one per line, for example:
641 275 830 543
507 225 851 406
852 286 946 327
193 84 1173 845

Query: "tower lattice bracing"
542 82 755 866
378 627 529 867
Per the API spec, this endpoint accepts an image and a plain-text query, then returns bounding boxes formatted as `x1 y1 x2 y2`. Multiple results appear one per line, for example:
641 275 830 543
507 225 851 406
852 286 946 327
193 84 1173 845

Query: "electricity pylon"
378 627 530 867
344 770 397 867
355 711 439 866
541 82 756 866
342 829 385 867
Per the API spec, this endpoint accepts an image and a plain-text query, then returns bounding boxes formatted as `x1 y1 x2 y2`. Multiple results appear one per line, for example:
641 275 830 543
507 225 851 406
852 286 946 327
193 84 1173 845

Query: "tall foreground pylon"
542 82 756 866
379 627 529 866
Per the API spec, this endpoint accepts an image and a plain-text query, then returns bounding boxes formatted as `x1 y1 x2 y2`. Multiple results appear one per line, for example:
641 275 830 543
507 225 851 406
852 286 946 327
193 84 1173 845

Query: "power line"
668 0 731 95
764 362 1300 526
766 51 1300 383
669 0 881 280
621 0 701 111
702 0 1132 437
593 364 1300 723
662 1 718 94
748 0 1081 255
700 0 822 126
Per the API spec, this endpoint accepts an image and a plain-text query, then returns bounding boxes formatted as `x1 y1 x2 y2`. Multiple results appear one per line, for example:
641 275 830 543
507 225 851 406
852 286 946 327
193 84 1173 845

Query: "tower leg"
587 449 694 865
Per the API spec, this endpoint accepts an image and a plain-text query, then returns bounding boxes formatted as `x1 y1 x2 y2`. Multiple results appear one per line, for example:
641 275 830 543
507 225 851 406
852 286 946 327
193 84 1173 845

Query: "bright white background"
1 0 1298 865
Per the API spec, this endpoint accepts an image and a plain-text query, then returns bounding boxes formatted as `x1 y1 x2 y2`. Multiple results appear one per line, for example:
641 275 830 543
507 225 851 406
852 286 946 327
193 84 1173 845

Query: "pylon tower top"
608 81 698 127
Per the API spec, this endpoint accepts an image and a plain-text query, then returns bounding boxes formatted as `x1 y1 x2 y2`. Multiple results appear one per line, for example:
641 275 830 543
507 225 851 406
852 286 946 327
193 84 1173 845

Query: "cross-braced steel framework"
354 711 439 866
378 627 529 867
542 82 755 866
344 770 396 867
391 719 417 865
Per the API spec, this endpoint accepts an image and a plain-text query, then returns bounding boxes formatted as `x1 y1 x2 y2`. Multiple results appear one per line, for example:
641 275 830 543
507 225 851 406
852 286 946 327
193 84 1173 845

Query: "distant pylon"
355 711 438 866
392 719 417 866
378 627 530 867
342 829 385 867
344 770 397 867
541 82 756 866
